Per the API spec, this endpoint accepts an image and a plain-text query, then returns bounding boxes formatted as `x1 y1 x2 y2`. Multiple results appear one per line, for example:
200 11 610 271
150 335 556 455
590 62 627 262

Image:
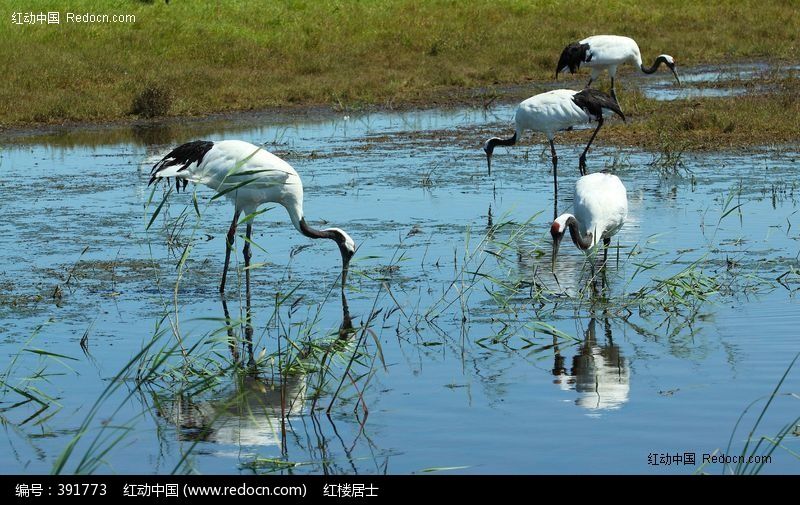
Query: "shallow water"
1 85 799 475
639 62 800 101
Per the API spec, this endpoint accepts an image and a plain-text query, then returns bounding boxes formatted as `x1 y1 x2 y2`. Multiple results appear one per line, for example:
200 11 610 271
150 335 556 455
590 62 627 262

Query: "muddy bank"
2 61 797 152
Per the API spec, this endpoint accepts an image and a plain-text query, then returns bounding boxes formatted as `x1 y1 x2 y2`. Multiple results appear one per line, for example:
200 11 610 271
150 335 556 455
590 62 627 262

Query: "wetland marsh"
1 64 798 474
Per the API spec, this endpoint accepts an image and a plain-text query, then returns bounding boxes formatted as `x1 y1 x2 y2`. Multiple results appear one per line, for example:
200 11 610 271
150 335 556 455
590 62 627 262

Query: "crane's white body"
578 35 674 83
580 35 643 81
573 172 628 248
156 140 302 219
153 140 354 251
555 172 628 249
515 89 597 140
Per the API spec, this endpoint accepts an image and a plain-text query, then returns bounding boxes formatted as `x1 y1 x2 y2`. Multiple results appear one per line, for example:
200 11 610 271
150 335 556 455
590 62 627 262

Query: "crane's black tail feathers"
555 42 590 78
149 140 214 192
572 88 625 122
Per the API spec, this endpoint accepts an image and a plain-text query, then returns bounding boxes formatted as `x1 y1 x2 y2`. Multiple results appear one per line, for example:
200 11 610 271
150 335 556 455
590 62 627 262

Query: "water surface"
1 80 798 475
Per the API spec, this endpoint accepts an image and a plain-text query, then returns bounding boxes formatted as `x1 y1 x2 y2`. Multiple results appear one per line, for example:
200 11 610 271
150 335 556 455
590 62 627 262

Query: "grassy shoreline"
2 0 799 130
2 70 798 153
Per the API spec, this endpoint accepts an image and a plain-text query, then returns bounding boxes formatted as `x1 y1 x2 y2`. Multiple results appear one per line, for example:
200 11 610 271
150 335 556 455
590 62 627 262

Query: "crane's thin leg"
220 209 242 294
610 77 618 104
549 139 558 220
243 222 253 300
243 222 254 364
220 297 240 364
579 118 604 176
586 77 594 88
600 237 611 291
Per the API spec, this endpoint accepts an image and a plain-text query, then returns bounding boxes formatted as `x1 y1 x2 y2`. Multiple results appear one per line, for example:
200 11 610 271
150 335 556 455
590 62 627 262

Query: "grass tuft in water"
131 83 173 119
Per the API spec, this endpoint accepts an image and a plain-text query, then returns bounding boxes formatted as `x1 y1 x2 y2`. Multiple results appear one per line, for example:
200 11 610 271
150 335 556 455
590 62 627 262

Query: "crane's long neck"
298 218 339 241
565 216 594 250
640 55 668 74
283 199 340 242
285 199 353 289
485 132 518 154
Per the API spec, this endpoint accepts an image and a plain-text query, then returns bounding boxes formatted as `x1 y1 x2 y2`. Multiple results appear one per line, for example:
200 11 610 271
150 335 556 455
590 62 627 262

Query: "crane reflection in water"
552 316 630 411
150 287 355 452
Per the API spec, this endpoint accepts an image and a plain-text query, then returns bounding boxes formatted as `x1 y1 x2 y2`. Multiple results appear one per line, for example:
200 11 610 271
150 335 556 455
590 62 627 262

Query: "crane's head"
550 214 573 271
483 132 517 176
659 54 680 85
325 228 356 289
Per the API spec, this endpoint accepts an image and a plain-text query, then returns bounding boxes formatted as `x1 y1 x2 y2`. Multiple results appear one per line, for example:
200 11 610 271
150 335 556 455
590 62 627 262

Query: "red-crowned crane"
149 140 356 294
483 88 624 217
550 172 627 270
556 35 680 102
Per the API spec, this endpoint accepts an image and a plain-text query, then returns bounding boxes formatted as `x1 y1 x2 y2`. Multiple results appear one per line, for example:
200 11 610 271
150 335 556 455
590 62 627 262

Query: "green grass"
1 0 798 127
597 75 800 149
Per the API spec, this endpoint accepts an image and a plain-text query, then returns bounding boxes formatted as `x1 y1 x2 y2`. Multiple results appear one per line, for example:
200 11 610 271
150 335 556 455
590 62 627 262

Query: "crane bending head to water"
149 140 356 294
550 172 628 271
556 35 680 103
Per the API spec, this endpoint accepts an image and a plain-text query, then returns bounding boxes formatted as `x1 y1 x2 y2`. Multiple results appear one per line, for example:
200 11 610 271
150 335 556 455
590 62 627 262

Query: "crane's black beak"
340 248 354 292
485 147 493 176
670 66 681 86
551 235 562 271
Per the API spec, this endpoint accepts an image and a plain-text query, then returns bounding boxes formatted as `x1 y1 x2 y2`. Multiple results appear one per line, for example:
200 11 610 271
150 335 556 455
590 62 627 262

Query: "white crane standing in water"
550 172 628 270
149 140 356 294
555 35 680 103
483 88 624 217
